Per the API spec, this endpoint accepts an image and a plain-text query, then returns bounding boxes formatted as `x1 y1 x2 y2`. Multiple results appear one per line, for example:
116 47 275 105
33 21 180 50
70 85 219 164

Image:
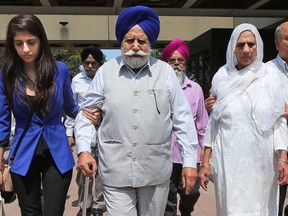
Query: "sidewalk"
3 167 217 216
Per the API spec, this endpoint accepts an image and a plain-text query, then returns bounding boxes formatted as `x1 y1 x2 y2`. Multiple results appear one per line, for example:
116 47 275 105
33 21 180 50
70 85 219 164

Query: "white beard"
173 66 186 85
122 48 150 69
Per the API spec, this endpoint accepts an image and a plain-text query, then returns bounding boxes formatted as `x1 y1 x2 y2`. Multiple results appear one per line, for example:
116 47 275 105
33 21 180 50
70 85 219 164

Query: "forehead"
280 23 288 35
125 25 148 39
85 55 96 62
237 31 256 42
170 50 183 58
14 31 37 40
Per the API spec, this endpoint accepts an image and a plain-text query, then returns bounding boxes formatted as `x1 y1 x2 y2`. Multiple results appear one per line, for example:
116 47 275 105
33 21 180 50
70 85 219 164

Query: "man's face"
276 22 288 64
234 30 257 70
168 51 186 84
121 25 150 70
83 55 100 78
168 51 186 72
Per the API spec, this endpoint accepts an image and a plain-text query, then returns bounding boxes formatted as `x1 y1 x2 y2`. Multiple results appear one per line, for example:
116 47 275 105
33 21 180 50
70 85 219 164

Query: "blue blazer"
0 62 79 176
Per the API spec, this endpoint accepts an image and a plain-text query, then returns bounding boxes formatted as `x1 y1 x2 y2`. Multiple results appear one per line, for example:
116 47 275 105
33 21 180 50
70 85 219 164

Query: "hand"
67 136 75 147
82 107 102 125
181 167 197 195
205 96 216 113
77 151 97 177
199 164 211 191
282 103 288 119
278 160 288 185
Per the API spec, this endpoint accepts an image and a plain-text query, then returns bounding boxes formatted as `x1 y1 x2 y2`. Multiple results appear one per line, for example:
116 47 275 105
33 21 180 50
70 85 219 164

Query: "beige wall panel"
0 15 17 40
158 16 234 41
108 16 234 43
0 15 284 44
108 16 118 41
0 14 109 41
39 15 109 40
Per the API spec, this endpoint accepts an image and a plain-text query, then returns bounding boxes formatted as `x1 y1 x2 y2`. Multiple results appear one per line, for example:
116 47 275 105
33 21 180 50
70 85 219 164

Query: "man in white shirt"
65 45 106 216
266 21 288 216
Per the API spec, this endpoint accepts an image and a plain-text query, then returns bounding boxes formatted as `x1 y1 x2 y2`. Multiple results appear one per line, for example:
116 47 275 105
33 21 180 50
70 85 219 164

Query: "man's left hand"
181 167 197 194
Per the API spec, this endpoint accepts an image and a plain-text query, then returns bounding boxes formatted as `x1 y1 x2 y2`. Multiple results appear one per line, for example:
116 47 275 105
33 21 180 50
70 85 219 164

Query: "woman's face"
234 31 257 70
13 31 41 66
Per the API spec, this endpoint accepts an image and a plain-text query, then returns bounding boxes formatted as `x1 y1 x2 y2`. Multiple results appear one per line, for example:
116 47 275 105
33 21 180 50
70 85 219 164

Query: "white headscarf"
209 23 285 134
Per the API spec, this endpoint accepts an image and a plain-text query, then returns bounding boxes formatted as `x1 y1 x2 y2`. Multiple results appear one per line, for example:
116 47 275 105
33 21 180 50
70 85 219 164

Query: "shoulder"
55 61 71 80
101 57 122 71
149 57 172 78
186 78 200 87
72 72 83 80
56 61 68 71
265 59 277 68
184 78 203 95
55 61 69 76
149 57 169 67
211 65 227 83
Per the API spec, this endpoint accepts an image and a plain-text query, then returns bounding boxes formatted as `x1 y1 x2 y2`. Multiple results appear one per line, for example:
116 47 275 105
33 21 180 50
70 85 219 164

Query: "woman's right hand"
199 164 211 191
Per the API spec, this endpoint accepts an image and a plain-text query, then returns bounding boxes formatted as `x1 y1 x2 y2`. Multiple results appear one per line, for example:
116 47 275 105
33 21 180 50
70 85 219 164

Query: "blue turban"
115 5 160 47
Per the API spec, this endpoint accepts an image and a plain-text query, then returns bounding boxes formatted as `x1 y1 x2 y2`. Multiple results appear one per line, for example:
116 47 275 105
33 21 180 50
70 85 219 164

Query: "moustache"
173 66 185 72
123 50 148 57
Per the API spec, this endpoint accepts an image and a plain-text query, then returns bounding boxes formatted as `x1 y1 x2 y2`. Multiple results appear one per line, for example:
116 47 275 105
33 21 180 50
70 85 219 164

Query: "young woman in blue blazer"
0 14 92 215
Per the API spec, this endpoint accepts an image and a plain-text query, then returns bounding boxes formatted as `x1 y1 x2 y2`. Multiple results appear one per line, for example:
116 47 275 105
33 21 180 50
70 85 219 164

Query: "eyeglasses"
83 61 98 67
168 57 185 64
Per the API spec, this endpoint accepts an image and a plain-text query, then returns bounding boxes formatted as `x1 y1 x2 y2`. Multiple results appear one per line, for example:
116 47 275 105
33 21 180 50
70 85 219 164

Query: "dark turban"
161 38 190 63
115 5 160 47
80 46 104 65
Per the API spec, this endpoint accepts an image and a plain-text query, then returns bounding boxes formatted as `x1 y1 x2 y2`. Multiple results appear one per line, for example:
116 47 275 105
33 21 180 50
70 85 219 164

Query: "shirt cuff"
77 144 92 155
66 128 74 137
182 156 197 168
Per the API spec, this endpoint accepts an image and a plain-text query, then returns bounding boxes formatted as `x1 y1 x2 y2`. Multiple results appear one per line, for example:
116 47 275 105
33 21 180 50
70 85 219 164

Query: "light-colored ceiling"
0 0 287 17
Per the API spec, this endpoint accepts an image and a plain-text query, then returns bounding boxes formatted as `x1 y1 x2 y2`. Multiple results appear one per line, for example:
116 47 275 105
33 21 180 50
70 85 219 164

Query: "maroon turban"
161 38 190 63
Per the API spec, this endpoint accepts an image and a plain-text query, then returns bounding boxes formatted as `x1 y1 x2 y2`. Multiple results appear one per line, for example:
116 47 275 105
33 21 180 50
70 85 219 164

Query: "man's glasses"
168 57 185 64
84 61 98 67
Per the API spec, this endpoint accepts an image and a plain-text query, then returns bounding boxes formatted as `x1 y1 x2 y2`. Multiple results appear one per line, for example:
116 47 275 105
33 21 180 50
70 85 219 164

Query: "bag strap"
9 109 34 165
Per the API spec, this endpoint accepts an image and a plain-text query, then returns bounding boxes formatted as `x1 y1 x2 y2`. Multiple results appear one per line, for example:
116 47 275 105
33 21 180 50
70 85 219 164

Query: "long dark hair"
1 14 57 116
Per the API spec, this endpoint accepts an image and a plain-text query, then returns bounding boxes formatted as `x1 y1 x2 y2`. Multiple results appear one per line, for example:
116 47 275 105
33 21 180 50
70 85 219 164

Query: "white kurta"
211 90 287 216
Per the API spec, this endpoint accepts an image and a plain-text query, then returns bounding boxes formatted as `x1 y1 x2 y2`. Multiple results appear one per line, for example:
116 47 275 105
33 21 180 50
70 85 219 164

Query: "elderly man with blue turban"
74 5 199 216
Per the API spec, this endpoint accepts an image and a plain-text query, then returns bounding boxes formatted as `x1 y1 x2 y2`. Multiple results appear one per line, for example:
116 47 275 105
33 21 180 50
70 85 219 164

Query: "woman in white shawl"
199 23 288 216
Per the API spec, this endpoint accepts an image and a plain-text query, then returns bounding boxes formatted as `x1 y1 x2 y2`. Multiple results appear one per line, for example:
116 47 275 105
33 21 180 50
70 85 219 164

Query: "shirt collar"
275 54 288 75
181 76 192 89
79 66 93 80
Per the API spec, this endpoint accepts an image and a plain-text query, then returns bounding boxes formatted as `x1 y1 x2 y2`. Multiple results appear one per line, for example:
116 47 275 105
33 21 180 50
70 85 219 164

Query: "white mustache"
123 50 148 57
173 66 185 72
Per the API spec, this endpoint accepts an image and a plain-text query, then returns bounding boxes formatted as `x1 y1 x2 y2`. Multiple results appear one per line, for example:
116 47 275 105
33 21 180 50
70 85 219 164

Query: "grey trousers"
103 180 170 216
